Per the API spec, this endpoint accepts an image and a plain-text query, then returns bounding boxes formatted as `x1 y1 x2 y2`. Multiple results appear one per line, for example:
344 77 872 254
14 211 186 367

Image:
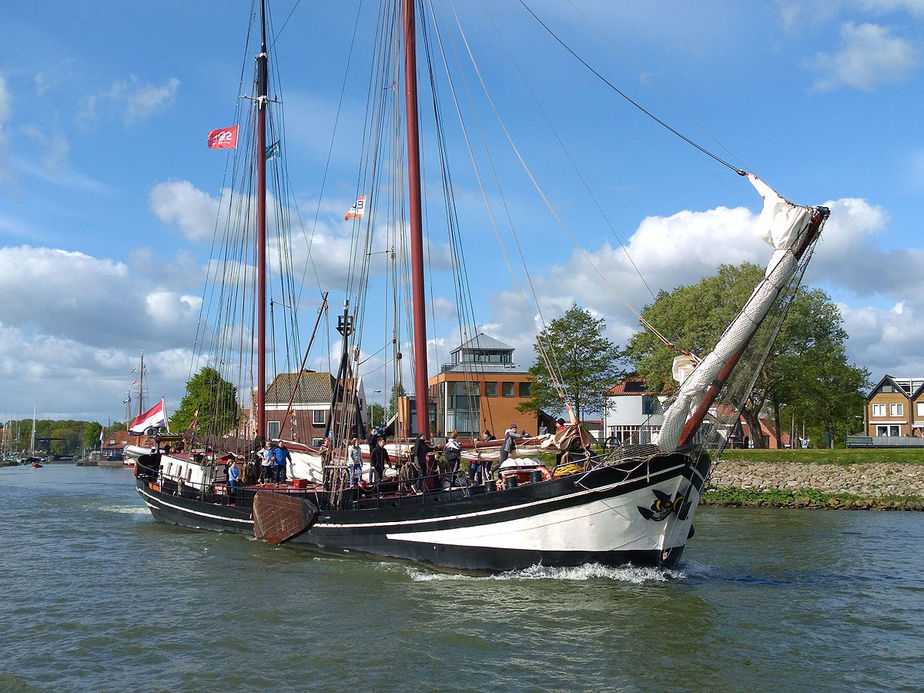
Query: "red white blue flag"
130 398 169 434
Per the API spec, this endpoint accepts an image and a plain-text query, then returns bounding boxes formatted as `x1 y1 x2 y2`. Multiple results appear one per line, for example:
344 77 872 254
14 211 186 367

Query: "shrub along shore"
704 449 924 510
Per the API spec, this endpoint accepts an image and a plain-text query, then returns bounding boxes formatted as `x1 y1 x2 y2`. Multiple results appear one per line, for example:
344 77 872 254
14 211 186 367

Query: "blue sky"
1 0 923 424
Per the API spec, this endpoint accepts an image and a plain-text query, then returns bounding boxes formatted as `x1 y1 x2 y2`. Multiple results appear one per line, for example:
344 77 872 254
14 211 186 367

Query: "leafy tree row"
518 263 869 448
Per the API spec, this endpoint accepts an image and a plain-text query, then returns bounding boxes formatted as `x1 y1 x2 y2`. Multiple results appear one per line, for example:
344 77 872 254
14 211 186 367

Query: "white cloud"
469 195 924 384
811 22 917 91
859 0 924 15
841 301 924 376
429 297 456 320
21 126 70 173
0 244 210 420
108 76 180 123
144 290 201 325
149 180 218 242
80 76 180 126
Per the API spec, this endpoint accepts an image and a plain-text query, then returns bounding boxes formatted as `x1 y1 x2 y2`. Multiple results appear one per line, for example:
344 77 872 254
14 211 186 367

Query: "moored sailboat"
135 1 828 572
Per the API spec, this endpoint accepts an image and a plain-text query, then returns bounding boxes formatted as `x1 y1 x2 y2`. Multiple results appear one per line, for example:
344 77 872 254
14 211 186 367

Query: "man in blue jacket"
274 442 291 485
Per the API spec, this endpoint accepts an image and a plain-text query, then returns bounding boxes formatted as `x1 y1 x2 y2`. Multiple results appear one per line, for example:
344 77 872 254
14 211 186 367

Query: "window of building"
313 409 325 425
485 382 497 397
890 402 903 417
881 385 893 393
872 403 886 417
518 381 531 398
267 420 281 440
312 437 324 446
917 402 924 417
502 382 515 397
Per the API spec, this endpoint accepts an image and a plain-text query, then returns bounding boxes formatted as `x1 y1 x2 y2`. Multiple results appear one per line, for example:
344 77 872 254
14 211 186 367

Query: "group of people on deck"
339 422 532 492
257 442 291 485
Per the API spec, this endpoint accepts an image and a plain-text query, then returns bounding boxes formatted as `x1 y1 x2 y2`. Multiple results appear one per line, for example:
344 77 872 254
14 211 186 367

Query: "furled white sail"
655 176 817 452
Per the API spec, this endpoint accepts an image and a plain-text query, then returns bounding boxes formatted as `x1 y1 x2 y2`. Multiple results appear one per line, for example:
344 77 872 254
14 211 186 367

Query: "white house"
602 377 667 446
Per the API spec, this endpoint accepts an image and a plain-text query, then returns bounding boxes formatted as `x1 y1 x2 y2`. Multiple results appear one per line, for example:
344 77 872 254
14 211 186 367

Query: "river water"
1 465 921 692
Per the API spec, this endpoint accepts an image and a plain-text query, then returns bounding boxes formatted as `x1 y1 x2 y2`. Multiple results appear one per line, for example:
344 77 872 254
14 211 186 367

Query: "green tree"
767 291 869 447
519 302 625 422
171 367 239 435
387 383 406 418
625 262 869 448
83 423 103 451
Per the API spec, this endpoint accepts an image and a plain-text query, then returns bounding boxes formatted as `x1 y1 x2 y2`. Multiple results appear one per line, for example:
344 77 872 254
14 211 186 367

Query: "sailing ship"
134 1 828 572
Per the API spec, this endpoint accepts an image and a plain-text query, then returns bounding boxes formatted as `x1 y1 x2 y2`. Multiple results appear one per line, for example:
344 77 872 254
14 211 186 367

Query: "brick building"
428 333 536 439
865 375 924 437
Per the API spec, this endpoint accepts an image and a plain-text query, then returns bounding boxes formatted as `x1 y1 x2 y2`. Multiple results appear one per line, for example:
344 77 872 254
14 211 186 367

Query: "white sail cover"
655 175 815 452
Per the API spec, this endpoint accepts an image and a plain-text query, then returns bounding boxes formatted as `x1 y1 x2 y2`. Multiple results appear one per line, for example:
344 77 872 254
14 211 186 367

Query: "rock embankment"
705 460 924 509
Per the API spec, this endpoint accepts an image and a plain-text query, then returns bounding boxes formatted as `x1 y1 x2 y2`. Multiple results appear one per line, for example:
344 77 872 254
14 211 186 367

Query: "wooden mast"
403 0 430 439
256 0 269 442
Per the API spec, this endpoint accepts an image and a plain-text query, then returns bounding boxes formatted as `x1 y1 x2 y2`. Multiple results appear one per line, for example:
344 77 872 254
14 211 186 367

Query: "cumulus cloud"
806 197 924 311
468 195 924 381
841 301 924 375
149 180 219 242
811 22 918 91
0 321 196 421
0 244 210 419
429 297 456 321
80 76 180 126
0 245 201 348
108 76 180 123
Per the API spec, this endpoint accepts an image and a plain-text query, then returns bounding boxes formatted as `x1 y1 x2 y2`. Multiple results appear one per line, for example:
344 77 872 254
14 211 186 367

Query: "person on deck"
444 430 462 483
258 443 272 483
370 437 389 488
348 438 363 488
366 427 379 454
412 433 433 488
493 424 526 478
274 442 291 485
227 459 241 502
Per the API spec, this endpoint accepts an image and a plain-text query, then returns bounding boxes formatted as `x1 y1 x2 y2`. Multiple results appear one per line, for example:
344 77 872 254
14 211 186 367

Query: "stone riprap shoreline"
704 460 924 510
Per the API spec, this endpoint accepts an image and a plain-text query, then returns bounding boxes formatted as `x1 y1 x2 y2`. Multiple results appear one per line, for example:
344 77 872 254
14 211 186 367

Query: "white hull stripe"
383 488 686 552
137 487 254 526
313 461 687 530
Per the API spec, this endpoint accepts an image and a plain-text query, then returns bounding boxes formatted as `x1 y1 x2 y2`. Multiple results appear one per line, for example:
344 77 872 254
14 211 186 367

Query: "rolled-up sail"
656 175 828 452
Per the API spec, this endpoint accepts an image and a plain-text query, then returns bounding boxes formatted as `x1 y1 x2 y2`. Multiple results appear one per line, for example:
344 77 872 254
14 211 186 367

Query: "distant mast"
255 0 269 442
403 0 429 439
137 349 144 417
30 402 36 456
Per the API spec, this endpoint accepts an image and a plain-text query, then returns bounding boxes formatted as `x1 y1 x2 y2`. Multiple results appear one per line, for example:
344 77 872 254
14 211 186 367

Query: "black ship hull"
135 449 709 573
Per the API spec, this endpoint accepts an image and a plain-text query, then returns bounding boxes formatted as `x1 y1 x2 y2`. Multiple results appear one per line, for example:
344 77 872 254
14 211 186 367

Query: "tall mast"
256 0 269 441
403 0 430 439
137 349 144 417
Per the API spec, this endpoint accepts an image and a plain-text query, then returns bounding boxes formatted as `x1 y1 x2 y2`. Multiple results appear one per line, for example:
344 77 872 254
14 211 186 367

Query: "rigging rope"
518 0 747 177
445 1 680 370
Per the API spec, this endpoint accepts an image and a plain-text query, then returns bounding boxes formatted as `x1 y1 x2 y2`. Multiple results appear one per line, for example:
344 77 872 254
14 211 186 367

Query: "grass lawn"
721 448 924 465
